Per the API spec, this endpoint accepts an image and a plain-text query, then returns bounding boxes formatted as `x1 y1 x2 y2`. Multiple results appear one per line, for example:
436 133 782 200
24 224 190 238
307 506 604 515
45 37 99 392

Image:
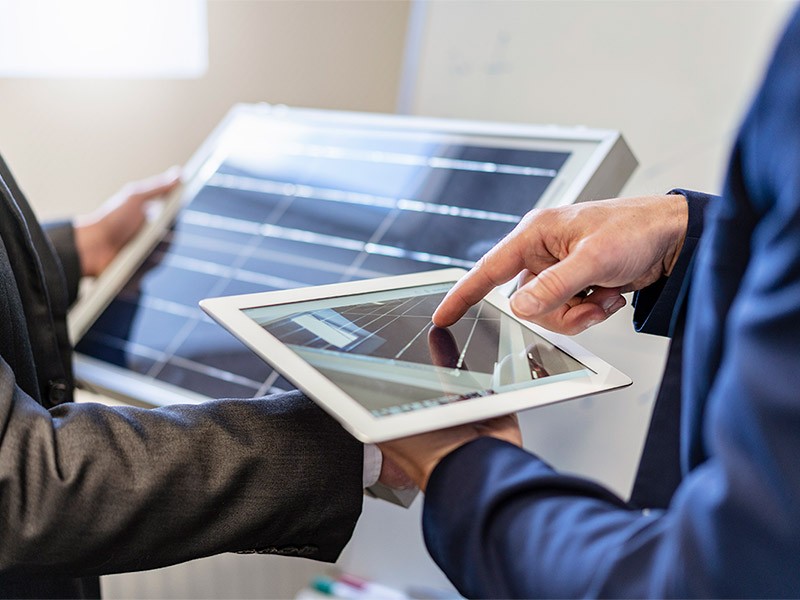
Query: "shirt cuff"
363 443 382 488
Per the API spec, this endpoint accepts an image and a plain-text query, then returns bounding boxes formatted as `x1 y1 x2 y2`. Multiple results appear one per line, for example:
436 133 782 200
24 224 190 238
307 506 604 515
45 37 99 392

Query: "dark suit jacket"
0 157 363 598
422 8 800 598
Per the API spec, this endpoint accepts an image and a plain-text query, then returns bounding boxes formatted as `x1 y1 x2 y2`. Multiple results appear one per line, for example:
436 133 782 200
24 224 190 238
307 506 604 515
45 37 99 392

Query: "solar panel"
69 104 636 406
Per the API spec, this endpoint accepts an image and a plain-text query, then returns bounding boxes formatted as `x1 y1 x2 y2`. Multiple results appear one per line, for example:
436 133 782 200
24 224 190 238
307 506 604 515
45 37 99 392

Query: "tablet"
200 268 631 442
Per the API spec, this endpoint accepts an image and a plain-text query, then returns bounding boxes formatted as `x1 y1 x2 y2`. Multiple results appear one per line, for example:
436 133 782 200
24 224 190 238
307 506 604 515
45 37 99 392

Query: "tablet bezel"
200 268 631 442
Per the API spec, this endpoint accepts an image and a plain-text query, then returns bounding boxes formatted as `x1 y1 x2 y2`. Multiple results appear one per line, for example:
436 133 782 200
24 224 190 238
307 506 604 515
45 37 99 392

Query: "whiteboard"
401 0 795 195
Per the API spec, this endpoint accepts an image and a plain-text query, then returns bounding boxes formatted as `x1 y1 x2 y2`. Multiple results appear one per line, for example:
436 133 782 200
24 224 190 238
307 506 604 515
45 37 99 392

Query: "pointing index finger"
433 247 525 327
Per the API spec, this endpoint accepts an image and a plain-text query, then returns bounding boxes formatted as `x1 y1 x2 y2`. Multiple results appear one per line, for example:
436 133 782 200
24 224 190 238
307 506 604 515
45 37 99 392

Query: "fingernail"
511 291 540 316
601 296 619 312
604 297 626 315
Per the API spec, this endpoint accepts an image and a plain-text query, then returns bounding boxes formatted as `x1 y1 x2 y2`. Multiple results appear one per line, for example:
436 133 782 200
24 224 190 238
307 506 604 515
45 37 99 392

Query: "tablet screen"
243 283 591 417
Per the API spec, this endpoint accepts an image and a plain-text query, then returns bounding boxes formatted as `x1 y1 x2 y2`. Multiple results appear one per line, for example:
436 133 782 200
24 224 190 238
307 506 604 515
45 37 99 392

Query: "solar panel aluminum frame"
68 103 637 407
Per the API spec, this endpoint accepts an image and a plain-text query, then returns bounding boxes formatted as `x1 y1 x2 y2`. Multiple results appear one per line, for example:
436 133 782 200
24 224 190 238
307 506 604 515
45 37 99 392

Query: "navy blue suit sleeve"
632 190 713 337
422 8 800 598
424 439 666 598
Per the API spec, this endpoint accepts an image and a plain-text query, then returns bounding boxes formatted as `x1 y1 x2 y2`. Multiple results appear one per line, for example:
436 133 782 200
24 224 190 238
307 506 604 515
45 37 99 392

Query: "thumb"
510 252 598 318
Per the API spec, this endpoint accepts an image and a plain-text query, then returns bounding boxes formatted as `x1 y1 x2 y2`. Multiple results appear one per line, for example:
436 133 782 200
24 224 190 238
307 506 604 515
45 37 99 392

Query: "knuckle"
574 239 615 281
471 254 506 289
519 207 558 232
518 207 542 226
576 238 604 264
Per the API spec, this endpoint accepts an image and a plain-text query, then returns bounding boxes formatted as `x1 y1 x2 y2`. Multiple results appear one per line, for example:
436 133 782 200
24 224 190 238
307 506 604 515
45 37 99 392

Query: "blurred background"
0 0 408 219
0 0 794 597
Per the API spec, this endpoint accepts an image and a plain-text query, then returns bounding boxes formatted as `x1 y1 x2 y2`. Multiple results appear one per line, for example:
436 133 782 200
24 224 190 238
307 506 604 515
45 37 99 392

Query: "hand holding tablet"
200 269 631 442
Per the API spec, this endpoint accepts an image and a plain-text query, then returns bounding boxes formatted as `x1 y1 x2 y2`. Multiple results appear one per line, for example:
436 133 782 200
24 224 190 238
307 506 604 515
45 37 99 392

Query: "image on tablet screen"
243 283 591 417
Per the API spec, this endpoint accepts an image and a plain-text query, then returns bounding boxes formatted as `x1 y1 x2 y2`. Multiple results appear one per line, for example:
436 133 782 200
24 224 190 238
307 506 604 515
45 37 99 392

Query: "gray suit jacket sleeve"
41 221 82 308
0 374 364 576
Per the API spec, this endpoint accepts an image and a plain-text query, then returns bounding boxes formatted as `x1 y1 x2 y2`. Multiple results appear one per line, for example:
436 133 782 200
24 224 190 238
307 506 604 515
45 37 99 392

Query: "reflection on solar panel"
73 105 634 405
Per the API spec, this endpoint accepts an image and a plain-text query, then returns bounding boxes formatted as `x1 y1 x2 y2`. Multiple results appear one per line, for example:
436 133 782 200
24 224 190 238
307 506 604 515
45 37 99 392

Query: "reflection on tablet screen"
243 283 591 417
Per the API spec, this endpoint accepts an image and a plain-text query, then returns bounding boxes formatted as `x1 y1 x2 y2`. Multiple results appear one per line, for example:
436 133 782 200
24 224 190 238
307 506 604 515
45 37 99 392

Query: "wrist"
661 193 688 277
408 435 479 492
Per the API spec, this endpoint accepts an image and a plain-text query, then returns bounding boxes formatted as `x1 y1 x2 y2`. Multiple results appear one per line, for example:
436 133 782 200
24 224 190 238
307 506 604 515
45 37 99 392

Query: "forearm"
0 382 362 576
423 439 661 598
423 432 800 598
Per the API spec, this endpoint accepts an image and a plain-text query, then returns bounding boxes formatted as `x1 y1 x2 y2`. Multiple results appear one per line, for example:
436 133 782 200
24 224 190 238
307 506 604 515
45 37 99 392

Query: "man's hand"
74 167 181 277
378 414 522 492
433 194 688 335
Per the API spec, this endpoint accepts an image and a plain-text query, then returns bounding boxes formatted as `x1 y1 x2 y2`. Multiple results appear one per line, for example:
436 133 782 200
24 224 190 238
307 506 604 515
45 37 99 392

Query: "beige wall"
411 0 795 197
0 0 410 221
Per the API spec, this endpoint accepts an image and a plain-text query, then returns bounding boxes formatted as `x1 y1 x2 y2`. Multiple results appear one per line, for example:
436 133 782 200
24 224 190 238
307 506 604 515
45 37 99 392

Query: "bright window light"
0 0 207 78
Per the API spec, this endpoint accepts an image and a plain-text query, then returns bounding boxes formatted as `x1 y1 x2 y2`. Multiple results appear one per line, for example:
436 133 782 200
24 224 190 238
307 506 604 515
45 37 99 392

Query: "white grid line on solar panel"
393 312 436 360
266 142 559 178
116 290 280 388
456 301 486 369
361 242 473 269
164 229 385 280
167 354 262 391
337 208 402 282
335 296 430 356
337 298 420 320
339 254 373 283
280 296 421 350
152 248 307 290
207 173 521 224
117 289 203 320
267 384 292 395
338 300 485 364
84 331 264 390
84 331 163 361
145 308 213 383
164 230 249 258
335 297 421 333
145 221 268 382
339 297 455 362
181 210 475 269
255 370 282 397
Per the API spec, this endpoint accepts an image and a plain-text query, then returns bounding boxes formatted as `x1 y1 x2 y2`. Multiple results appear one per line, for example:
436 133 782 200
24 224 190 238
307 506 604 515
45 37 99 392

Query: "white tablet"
200 268 631 442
